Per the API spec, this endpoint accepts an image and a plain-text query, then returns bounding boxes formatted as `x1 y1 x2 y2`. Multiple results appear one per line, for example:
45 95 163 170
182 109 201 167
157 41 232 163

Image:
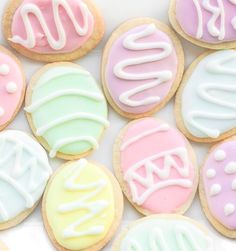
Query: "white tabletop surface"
0 0 235 250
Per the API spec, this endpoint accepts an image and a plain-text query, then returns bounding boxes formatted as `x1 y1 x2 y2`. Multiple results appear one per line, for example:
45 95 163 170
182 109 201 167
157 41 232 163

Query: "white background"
0 0 235 250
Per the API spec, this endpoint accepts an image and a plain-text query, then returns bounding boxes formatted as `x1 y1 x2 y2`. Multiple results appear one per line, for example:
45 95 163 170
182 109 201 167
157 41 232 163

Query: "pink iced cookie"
114 117 198 215
169 0 236 49
0 46 25 131
102 19 184 119
4 0 104 62
201 137 236 238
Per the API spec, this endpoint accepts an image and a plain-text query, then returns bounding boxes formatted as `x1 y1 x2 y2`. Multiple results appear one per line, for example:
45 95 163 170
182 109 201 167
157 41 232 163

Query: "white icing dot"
225 162 236 174
0 106 4 117
232 179 236 190
224 203 235 216
0 64 9 75
206 169 216 179
214 149 226 161
6 82 18 94
210 184 221 196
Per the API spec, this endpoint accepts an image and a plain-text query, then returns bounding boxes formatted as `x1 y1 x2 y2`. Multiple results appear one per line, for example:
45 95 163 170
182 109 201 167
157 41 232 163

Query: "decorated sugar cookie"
102 18 184 119
176 50 236 143
25 62 109 160
0 130 51 230
169 0 236 49
114 117 198 215
42 159 123 251
200 136 236 238
112 215 213 251
0 46 25 131
3 0 104 62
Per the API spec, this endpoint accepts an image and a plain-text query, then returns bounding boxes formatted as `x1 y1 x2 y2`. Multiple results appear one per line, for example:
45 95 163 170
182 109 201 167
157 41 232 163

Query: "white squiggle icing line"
36 112 110 136
58 159 108 239
193 0 203 39
10 0 90 50
49 136 99 158
124 147 192 205
121 124 170 151
25 89 104 113
202 0 225 40
114 24 173 107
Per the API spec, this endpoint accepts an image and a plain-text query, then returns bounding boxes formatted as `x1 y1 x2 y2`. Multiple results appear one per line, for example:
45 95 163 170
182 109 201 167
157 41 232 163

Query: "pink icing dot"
203 141 236 230
120 117 196 214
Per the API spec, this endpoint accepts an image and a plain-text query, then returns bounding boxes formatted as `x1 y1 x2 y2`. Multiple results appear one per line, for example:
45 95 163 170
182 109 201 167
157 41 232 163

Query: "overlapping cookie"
0 45 25 131
0 130 51 230
176 50 236 143
42 158 123 251
25 62 109 160
169 0 236 49
114 117 198 215
3 0 104 62
200 136 236 238
102 18 184 119
112 215 213 251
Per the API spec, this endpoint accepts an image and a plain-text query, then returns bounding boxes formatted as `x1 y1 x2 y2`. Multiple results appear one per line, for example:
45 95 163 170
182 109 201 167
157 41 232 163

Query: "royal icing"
45 159 115 250
25 64 109 158
116 216 212 251
175 0 236 44
181 50 236 139
104 23 178 115
10 0 94 53
117 117 196 214
0 50 24 129
0 130 51 223
202 140 236 229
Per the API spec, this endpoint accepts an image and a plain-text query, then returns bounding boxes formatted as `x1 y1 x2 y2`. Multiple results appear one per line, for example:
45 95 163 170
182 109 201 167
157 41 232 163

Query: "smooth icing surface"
181 50 236 139
0 130 51 222
45 159 115 250
105 24 178 114
0 52 24 127
175 0 236 44
25 65 109 158
10 0 94 53
117 217 212 251
119 117 196 214
203 140 236 229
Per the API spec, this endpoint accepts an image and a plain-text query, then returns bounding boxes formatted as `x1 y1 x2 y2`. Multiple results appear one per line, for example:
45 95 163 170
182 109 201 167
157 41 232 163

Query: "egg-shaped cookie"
114 117 198 215
3 0 104 62
102 18 184 119
200 136 236 238
0 45 25 131
25 62 109 160
112 215 213 251
169 0 236 49
0 130 52 230
176 50 236 143
42 158 123 251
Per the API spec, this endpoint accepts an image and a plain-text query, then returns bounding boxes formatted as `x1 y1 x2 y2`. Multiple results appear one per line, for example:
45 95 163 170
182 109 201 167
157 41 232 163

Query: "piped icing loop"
180 50 236 140
10 0 94 53
115 117 197 214
115 216 213 251
44 159 115 250
202 139 236 230
0 48 25 129
174 0 236 44
103 20 182 117
25 63 109 159
0 130 51 224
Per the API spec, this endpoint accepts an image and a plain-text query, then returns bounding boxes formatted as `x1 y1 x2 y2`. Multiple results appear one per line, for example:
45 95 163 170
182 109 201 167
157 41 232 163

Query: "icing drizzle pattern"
25 65 109 158
119 118 195 213
182 50 236 139
114 24 173 107
10 0 94 53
